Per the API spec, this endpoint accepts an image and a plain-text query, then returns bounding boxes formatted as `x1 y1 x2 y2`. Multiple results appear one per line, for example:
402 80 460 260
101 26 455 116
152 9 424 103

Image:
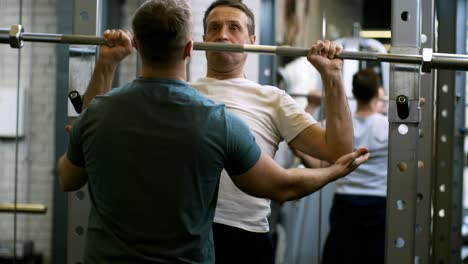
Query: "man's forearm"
82 59 118 109
323 73 354 159
276 147 365 202
232 149 367 203
277 166 336 202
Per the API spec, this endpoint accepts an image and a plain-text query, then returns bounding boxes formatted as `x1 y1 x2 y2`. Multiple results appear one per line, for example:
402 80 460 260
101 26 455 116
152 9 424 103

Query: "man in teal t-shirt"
68 77 261 263
57 1 369 263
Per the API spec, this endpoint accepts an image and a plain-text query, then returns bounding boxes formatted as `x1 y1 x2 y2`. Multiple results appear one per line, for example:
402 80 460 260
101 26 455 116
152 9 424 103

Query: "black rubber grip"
68 90 83 114
396 95 409 120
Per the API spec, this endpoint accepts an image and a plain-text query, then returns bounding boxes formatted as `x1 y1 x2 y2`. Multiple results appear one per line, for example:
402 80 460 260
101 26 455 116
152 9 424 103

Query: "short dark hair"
352 69 381 103
203 0 255 36
132 0 192 68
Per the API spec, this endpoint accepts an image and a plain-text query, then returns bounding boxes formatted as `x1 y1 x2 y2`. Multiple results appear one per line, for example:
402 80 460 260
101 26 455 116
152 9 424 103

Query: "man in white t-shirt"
192 1 353 263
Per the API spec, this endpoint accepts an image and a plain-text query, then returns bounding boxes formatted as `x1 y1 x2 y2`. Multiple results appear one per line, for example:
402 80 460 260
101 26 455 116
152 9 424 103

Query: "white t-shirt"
335 113 388 197
190 77 316 232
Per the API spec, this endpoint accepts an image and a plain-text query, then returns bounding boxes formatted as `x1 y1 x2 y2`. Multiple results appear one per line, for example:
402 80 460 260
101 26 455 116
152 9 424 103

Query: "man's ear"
184 40 193 59
249 35 256 44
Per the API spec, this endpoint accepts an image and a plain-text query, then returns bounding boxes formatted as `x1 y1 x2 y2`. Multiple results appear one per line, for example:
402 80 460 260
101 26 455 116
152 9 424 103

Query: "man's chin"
208 52 236 63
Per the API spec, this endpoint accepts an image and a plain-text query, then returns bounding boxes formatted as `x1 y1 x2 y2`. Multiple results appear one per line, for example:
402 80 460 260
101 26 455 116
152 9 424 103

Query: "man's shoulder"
192 78 288 107
86 82 134 109
364 113 389 133
190 77 282 91
187 85 226 109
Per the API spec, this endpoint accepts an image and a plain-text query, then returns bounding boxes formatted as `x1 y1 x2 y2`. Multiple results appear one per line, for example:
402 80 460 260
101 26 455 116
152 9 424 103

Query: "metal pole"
385 0 421 263
415 0 435 262
66 1 101 264
432 0 466 262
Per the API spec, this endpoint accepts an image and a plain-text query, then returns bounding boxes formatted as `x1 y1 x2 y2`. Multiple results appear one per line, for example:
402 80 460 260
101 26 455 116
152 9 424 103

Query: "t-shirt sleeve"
66 111 87 168
276 90 317 142
224 112 262 176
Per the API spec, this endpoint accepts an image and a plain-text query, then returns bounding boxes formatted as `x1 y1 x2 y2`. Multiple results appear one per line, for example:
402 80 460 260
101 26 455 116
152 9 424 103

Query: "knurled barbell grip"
60 34 106 45
20 32 105 45
271 46 308 57
193 42 245 53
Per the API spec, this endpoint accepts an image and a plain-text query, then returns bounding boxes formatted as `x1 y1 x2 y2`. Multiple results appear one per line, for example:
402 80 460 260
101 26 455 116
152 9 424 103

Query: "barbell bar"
288 93 389 102
2 25 468 72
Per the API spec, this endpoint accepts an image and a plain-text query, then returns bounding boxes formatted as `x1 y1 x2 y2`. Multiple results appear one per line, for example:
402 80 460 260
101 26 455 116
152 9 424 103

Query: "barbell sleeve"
0 27 106 45
431 53 468 71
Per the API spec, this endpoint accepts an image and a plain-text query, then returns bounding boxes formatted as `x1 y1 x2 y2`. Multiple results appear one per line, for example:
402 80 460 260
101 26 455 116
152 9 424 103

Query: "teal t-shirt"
67 77 261 263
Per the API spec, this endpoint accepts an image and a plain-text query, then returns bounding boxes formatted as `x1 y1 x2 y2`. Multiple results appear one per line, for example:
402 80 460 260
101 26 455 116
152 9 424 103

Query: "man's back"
67 77 261 263
336 113 388 196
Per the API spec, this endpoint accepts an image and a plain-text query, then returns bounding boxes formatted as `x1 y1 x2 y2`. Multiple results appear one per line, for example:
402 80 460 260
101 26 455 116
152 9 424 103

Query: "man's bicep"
223 113 286 200
224 113 261 175
67 112 87 167
277 92 317 142
59 113 88 191
230 152 286 201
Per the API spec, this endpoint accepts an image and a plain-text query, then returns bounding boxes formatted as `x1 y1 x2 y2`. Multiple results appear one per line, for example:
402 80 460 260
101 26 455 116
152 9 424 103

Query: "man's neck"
206 66 246 80
355 99 378 117
141 63 186 81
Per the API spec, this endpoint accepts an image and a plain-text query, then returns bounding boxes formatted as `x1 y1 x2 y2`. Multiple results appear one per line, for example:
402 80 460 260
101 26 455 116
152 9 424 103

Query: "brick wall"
0 0 56 263
0 1 262 264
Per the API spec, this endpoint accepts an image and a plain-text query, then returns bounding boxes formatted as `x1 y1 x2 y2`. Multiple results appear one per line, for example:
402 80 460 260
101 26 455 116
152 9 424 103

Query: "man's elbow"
343 138 354 154
57 172 76 192
329 145 353 162
59 178 85 192
57 164 86 192
60 180 75 192
60 183 75 192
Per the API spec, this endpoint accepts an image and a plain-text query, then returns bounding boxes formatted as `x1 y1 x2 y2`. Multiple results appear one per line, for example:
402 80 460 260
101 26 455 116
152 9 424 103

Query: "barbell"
2 24 468 72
